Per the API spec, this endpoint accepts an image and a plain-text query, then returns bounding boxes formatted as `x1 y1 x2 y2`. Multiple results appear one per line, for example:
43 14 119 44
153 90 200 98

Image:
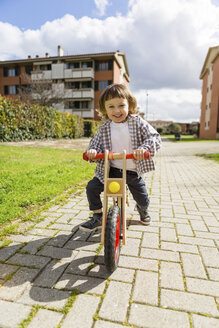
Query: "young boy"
80 84 161 232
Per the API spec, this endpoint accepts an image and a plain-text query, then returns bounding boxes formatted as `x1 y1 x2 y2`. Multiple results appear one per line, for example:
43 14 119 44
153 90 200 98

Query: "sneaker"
136 204 151 225
79 214 102 232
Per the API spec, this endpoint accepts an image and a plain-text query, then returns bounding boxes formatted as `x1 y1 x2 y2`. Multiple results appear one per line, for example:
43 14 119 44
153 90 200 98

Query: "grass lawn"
162 135 219 142
0 145 94 227
197 153 219 163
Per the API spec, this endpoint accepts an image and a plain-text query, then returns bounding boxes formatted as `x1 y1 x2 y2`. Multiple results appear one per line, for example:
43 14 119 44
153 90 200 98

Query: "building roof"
200 45 219 79
0 51 116 64
0 48 130 82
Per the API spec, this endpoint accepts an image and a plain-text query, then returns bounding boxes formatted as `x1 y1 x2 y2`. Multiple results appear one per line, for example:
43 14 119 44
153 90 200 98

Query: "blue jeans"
86 166 150 211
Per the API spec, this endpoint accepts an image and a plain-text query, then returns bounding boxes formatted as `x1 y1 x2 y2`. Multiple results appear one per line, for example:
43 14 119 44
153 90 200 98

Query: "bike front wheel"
104 205 122 272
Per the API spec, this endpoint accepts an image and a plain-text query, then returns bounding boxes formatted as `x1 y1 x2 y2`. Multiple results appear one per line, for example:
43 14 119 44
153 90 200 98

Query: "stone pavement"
0 140 219 328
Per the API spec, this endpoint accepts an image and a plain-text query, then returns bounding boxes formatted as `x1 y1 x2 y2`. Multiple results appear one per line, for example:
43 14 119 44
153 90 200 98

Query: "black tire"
104 205 122 272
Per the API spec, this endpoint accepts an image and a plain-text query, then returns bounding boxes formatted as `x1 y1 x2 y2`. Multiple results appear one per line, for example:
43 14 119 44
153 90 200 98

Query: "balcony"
31 70 52 80
64 89 94 99
31 67 94 81
72 108 94 118
64 68 94 79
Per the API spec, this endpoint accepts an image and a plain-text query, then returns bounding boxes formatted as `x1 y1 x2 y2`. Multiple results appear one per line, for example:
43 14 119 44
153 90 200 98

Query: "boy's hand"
87 149 97 160
133 148 146 160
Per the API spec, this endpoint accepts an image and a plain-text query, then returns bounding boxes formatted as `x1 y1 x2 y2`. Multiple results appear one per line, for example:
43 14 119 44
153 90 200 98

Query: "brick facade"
199 46 219 139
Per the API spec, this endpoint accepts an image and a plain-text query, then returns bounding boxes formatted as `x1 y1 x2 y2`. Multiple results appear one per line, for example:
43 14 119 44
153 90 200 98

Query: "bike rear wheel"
104 205 122 272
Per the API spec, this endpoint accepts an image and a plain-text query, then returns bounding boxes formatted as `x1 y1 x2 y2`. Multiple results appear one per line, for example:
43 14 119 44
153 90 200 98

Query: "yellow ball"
109 181 120 193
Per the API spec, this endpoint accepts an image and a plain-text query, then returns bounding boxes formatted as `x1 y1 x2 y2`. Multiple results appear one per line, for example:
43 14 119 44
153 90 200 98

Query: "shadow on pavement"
0 225 111 305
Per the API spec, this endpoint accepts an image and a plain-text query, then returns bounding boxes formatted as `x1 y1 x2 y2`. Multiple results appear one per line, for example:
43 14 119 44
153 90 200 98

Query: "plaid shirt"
87 115 161 183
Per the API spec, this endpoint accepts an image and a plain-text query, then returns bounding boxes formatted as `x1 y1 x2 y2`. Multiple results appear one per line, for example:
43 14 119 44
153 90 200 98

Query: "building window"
9 85 18 94
69 101 80 109
4 85 18 95
95 60 113 71
9 68 16 77
25 65 33 75
4 86 8 94
82 61 92 68
3 68 8 77
74 101 80 109
81 101 89 109
68 100 89 110
40 64 51 71
68 62 80 69
3 67 19 77
66 82 80 89
99 81 108 90
95 80 113 91
100 62 108 71
81 81 91 88
99 81 104 90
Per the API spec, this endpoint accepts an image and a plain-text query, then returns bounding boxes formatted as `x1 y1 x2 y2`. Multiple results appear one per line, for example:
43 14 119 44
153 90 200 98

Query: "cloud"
0 0 218 121
94 0 110 16
134 88 201 122
125 0 219 90
0 22 23 59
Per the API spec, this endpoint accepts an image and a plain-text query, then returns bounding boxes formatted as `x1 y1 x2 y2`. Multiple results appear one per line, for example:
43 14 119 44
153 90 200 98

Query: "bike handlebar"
83 151 150 161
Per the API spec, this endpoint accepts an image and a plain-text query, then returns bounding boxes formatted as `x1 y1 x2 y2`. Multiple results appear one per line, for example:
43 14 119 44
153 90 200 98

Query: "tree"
167 123 181 134
18 73 65 108
188 123 199 135
157 127 163 134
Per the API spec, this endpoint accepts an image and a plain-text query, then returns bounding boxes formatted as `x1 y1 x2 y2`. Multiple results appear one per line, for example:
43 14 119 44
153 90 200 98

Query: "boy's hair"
98 84 137 119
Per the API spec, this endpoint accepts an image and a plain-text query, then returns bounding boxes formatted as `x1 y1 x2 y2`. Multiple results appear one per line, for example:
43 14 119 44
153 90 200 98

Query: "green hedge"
84 119 102 137
0 96 84 141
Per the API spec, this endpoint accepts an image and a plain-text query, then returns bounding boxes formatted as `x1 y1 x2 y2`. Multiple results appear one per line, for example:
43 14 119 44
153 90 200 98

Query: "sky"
0 0 219 122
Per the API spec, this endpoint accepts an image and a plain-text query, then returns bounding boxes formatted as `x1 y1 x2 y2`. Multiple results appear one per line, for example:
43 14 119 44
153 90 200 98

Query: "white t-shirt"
110 121 136 171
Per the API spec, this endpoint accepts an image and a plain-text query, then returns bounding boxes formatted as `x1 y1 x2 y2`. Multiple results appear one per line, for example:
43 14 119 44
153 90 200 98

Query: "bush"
157 127 163 134
167 123 181 134
72 114 84 138
84 119 101 137
0 96 84 141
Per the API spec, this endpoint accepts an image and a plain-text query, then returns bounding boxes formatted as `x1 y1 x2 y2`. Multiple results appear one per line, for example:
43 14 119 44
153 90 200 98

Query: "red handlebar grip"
95 154 105 159
126 152 150 159
83 151 150 161
83 152 105 161
144 152 150 159
83 152 88 161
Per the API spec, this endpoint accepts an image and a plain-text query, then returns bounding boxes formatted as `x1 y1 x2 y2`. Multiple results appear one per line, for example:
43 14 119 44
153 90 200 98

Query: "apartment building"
147 120 172 133
199 46 219 139
0 46 130 120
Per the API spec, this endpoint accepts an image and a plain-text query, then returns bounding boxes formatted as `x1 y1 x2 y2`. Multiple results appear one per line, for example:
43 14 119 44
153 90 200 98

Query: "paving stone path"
0 140 219 328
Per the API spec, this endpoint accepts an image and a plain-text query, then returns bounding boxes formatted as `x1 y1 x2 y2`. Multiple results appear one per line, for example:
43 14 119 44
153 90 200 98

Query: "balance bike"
83 150 150 272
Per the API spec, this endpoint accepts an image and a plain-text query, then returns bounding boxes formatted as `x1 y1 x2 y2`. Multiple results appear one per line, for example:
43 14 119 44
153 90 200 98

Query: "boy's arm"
138 119 162 157
86 128 103 162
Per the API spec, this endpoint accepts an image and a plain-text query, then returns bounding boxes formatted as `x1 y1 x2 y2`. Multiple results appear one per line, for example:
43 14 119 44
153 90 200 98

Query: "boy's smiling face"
105 97 129 123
